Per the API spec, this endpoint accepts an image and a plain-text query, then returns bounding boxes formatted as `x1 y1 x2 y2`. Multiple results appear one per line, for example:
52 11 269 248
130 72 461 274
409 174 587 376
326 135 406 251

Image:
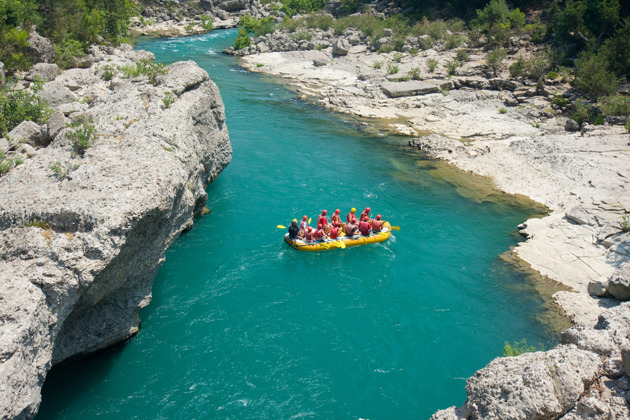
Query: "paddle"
337 240 346 249
391 226 400 231
277 225 286 229
308 218 312 224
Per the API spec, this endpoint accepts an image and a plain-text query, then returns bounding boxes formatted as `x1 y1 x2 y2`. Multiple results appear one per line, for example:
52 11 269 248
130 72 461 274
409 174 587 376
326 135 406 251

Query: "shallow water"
38 30 558 419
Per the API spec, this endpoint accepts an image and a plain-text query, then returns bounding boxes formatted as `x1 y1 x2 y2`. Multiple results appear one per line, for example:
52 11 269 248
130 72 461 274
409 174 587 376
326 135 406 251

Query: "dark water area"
38 29 558 419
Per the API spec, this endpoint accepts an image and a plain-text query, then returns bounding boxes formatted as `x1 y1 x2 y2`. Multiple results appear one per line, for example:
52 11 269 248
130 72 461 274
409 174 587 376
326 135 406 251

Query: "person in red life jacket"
345 217 359 236
346 207 356 223
314 223 326 241
371 214 383 232
317 209 329 226
331 209 341 225
360 207 371 222
299 215 308 234
304 226 314 242
358 215 371 236
329 221 340 239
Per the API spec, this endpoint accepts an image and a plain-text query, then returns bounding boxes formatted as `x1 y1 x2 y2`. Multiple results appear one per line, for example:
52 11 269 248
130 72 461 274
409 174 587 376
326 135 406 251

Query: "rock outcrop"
0 46 231 419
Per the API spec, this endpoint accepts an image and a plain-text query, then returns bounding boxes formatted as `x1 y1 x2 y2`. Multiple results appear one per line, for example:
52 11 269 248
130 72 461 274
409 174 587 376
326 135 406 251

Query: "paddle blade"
277 225 286 229
308 218 312 224
321 243 329 249
391 226 400 231
338 241 346 249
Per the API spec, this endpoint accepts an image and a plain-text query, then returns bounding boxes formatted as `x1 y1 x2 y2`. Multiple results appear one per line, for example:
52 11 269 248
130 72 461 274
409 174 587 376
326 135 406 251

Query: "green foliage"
0 78 52 136
486 48 507 76
427 58 438 72
599 17 630 78
102 64 115 81
281 0 326 15
162 91 175 109
54 39 85 70
571 100 593 124
240 15 275 37
574 48 618 99
444 33 465 50
0 157 13 174
473 0 526 46
373 61 382 69
551 95 569 109
445 59 460 75
1 28 32 71
524 23 546 43
621 214 630 231
393 52 403 63
118 59 167 85
26 220 51 229
626 121 630 133
499 107 507 114
599 94 630 116
67 115 97 156
508 50 552 83
408 67 421 80
304 13 333 31
456 50 469 62
200 15 214 31
503 339 537 357
387 62 399 74
234 28 251 50
341 0 361 14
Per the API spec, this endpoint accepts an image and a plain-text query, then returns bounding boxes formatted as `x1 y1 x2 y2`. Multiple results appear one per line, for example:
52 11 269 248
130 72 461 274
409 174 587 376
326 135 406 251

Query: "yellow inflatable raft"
284 221 391 251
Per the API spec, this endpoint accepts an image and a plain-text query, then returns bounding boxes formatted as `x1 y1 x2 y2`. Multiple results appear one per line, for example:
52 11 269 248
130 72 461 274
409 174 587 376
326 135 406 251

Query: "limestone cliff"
0 47 231 418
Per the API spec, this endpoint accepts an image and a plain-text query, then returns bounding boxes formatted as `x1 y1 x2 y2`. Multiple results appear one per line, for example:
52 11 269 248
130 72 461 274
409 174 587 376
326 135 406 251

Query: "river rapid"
38 29 558 419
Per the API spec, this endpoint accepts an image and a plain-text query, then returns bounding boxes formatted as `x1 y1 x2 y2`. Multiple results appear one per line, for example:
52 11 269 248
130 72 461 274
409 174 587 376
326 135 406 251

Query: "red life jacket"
359 221 371 235
360 211 369 221
331 214 340 224
305 230 314 240
346 223 357 235
346 212 355 223
314 228 325 240
371 220 383 232
329 226 339 239
319 216 328 226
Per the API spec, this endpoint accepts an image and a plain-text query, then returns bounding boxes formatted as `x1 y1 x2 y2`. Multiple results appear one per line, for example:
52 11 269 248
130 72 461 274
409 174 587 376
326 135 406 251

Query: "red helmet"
352 217 357 223
308 226 313 231
317 224 323 228
322 209 327 215
334 221 339 227
376 215 381 220
365 207 371 213
303 215 307 220
363 216 369 221
335 209 340 214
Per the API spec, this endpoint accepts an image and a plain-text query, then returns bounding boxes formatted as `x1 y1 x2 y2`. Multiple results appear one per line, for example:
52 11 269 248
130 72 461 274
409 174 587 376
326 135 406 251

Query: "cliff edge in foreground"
0 46 232 418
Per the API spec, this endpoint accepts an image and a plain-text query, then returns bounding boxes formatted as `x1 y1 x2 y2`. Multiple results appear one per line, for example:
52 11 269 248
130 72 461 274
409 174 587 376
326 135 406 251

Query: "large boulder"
213 0 249 11
607 263 630 301
465 346 601 419
45 109 69 143
41 81 77 107
26 29 54 64
7 121 42 146
25 63 59 82
332 38 351 56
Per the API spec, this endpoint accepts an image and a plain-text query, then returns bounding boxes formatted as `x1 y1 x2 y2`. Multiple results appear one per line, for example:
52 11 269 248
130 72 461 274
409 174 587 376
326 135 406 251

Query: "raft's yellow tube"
284 222 391 251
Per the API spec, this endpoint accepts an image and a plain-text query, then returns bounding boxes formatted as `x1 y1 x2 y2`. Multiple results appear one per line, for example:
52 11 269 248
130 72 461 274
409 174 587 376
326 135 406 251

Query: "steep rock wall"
0 50 231 419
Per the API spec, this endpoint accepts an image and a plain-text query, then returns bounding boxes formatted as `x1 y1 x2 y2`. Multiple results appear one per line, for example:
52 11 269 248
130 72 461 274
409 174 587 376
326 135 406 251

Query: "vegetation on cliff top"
0 0 133 72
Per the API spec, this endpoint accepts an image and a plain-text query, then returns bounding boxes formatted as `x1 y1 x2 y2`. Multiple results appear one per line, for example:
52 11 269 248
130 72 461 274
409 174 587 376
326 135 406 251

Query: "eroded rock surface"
0 46 231 419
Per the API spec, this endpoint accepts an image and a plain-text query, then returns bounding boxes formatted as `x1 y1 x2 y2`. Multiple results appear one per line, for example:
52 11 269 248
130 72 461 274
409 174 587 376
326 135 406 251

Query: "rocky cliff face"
0 46 231 419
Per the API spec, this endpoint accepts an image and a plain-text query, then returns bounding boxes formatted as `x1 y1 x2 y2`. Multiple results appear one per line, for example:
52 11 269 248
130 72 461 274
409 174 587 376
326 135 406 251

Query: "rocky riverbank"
0 45 231 418
230 10 630 418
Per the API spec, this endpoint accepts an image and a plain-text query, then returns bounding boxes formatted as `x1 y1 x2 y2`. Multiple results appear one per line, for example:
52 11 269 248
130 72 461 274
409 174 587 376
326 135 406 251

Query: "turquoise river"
38 29 559 419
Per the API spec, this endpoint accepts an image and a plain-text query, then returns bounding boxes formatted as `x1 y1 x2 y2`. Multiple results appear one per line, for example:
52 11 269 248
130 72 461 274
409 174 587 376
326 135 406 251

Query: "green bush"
373 61 382 69
508 50 551 82
523 23 546 43
234 28 251 50
282 0 326 14
487 48 507 76
162 91 175 109
427 58 438 73
574 49 618 99
200 15 214 31
571 100 593 125
551 95 569 108
240 15 275 37
599 94 630 116
456 50 469 62
408 67 421 80
499 107 507 114
446 59 460 75
387 62 399 74
54 38 85 70
626 121 630 133
304 13 333 31
444 33 465 50
0 28 32 72
67 116 97 156
392 52 403 63
503 339 537 357
341 0 361 14
0 78 52 136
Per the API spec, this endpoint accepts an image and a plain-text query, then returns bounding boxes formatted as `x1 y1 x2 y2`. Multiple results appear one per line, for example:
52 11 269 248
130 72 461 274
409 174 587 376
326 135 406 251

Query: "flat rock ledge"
410 132 630 418
0 47 231 418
